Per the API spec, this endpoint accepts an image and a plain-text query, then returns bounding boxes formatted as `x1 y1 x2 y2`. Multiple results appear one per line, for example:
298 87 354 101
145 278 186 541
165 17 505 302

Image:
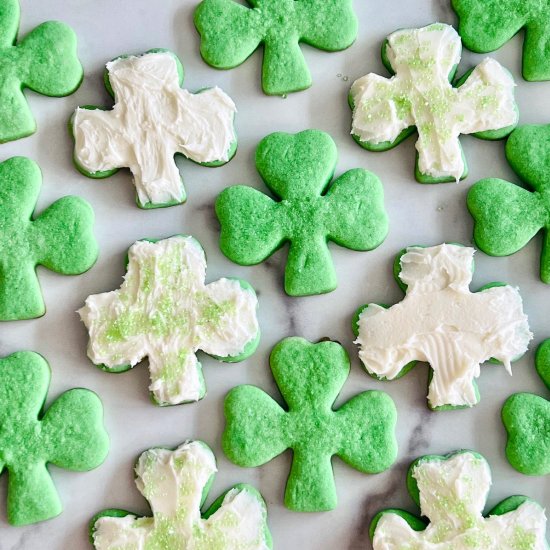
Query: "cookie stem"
7 463 61 525
542 228 550 284
284 449 336 511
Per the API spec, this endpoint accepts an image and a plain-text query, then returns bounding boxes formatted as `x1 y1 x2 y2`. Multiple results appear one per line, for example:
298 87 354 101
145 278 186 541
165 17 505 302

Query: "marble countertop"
1 0 548 548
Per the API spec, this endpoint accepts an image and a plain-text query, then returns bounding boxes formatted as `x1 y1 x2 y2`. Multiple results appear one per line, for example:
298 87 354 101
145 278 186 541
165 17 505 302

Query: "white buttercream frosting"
93 441 270 550
79 236 259 405
73 51 237 206
355 244 532 408
373 452 547 549
350 23 517 181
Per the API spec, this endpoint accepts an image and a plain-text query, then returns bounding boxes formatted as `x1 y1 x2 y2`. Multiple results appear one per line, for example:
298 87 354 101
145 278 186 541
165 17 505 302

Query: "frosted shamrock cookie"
194 0 357 96
0 0 82 142
223 337 397 512
71 50 237 209
349 23 518 183
353 244 532 410
452 0 550 81
216 130 388 296
502 339 550 476
79 235 259 406
468 124 550 284
91 441 271 550
0 351 109 526
0 156 98 321
370 451 548 549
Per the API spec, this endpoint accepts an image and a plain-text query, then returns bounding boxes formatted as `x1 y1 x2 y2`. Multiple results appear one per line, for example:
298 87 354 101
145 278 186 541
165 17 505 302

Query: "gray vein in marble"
347 410 435 550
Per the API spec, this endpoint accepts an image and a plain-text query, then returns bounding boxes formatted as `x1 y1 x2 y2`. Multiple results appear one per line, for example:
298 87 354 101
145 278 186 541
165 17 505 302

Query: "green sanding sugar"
0 0 82 142
0 351 109 526
452 0 550 81
194 0 357 95
223 337 397 512
0 156 98 320
216 129 388 296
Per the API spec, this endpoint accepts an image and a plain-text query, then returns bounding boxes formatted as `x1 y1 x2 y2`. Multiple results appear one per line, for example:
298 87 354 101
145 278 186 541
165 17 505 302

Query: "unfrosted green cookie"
71 49 237 209
216 130 388 297
91 441 271 550
79 235 260 407
0 156 98 320
194 0 357 95
370 450 548 549
353 244 532 410
223 337 398 512
468 124 550 284
452 0 550 81
0 351 109 526
349 23 518 183
0 0 82 142
501 340 550 476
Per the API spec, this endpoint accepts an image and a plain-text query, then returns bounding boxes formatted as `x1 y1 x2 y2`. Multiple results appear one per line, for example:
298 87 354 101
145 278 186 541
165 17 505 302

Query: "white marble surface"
0 0 549 548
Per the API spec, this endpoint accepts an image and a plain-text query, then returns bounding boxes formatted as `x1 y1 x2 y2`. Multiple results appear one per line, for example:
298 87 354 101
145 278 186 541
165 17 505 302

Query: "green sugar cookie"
0 351 109 526
79 235 260 407
501 340 550 476
452 0 550 81
223 337 398 512
349 23 518 183
91 441 271 550
71 49 237 209
468 124 550 284
215 130 388 297
194 0 357 95
370 450 548 549
353 244 532 410
0 0 82 142
0 156 98 320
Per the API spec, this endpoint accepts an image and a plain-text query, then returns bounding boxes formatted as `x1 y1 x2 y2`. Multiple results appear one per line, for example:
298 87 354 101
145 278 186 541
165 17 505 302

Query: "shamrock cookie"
501 340 550 476
349 23 518 183
194 0 357 95
216 130 388 296
0 156 97 320
0 351 109 526
452 0 550 81
353 244 532 410
370 451 548 549
91 441 271 550
79 235 260 406
0 0 82 142
468 124 550 284
223 337 398 512
71 50 237 209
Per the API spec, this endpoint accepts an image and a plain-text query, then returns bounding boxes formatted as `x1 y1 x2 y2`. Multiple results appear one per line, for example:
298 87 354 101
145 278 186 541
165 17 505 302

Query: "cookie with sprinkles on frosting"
78 235 260 406
71 49 237 209
349 23 518 183
353 244 532 410
370 450 548 549
91 441 272 550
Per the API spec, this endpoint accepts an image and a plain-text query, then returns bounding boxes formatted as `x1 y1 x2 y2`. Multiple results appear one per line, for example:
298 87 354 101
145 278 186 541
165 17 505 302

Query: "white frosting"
93 441 270 550
373 452 547 549
73 52 237 207
355 244 532 408
350 23 517 181
79 236 259 405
